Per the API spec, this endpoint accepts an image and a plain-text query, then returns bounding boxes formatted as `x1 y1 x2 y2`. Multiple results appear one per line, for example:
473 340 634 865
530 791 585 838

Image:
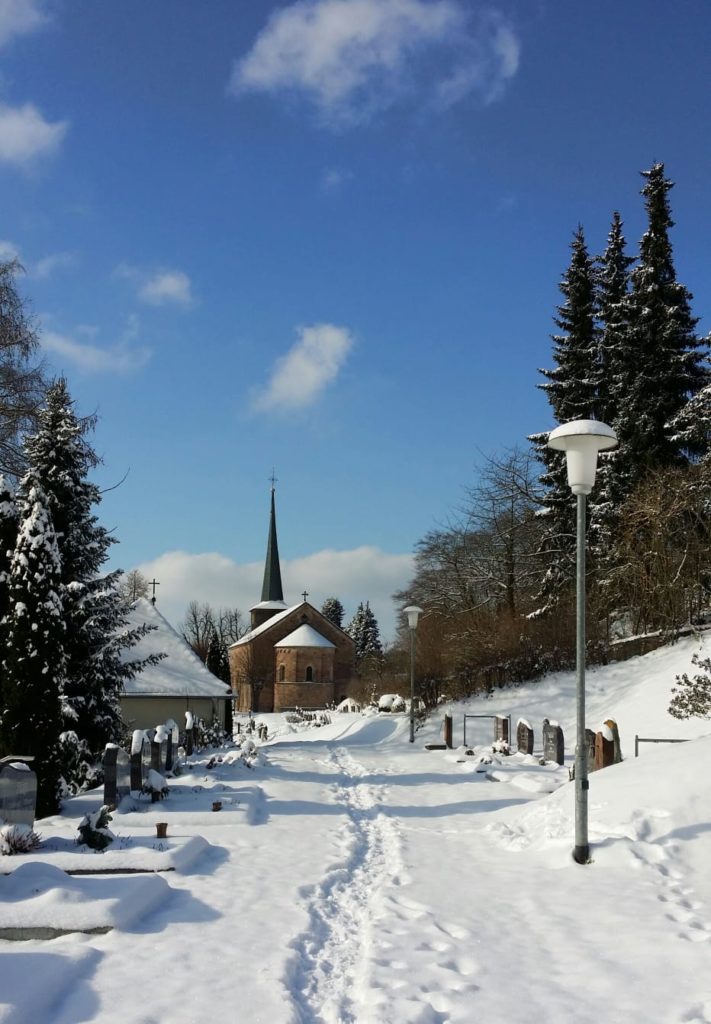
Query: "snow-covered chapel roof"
121 597 232 698
275 624 335 649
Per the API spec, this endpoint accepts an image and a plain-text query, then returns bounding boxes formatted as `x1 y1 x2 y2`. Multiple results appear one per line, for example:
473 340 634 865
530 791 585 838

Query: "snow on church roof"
230 603 302 647
275 624 335 649
121 597 232 698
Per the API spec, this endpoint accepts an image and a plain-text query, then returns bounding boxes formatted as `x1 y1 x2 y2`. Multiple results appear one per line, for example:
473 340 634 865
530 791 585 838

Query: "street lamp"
547 419 616 864
403 605 423 744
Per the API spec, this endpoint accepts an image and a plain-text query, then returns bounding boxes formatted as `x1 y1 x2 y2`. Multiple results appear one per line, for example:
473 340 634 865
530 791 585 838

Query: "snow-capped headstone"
594 719 621 771
102 745 131 809
130 731 150 793
542 719 564 765
0 758 37 827
516 719 534 755
152 726 168 774
185 712 194 755
495 716 510 744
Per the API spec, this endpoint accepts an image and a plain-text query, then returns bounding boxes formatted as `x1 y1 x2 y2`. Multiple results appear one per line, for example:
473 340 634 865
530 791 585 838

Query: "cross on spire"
149 578 160 605
269 469 278 493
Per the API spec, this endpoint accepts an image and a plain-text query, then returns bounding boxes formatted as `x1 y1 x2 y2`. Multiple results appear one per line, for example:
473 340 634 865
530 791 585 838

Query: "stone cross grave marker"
103 745 131 809
542 718 565 765
516 719 534 755
0 758 37 826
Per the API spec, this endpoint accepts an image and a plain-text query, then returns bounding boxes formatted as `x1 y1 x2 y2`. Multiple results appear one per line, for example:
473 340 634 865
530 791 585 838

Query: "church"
228 486 356 712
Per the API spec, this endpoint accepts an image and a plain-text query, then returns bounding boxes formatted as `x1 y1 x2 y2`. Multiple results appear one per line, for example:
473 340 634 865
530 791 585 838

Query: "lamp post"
403 606 423 744
547 419 616 864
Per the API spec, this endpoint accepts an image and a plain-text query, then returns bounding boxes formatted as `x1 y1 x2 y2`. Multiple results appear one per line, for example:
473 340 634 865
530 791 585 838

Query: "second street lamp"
403 606 423 744
547 419 616 864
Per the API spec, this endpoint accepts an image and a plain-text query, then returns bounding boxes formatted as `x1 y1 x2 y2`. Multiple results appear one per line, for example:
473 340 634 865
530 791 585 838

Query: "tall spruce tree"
617 163 707 482
1 476 65 816
321 596 345 629
589 212 635 561
530 227 599 612
23 379 152 782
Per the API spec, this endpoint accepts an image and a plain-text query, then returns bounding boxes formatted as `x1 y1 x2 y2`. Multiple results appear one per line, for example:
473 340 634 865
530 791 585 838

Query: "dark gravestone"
495 716 509 744
185 712 194 755
164 720 179 772
595 730 615 770
152 726 168 774
443 714 453 750
605 718 623 763
130 731 149 793
0 759 37 826
516 719 534 755
542 719 564 765
103 745 131 809
585 729 597 773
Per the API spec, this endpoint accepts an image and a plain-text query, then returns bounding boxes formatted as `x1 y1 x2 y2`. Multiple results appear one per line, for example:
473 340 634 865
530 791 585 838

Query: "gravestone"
542 719 564 765
103 745 131 809
130 731 150 792
164 720 179 772
594 718 622 771
585 728 596 773
152 726 168 773
516 719 534 755
443 714 453 749
494 715 509 744
0 758 37 826
185 711 194 755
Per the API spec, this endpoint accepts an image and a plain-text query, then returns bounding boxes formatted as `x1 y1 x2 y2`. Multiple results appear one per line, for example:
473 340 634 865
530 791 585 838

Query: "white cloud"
321 166 352 190
253 322 353 413
116 264 194 308
32 251 75 279
0 102 67 165
42 318 151 374
135 546 415 642
229 0 520 126
0 0 47 49
0 239 20 261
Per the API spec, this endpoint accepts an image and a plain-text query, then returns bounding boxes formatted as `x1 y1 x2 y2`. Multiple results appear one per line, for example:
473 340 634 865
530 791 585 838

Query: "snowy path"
287 747 404 1023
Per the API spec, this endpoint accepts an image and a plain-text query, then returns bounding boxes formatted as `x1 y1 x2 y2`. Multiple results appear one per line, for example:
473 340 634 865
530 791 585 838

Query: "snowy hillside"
1 635 710 1024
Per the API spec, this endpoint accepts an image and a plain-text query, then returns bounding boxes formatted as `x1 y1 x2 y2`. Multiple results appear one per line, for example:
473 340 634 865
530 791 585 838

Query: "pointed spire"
260 481 284 602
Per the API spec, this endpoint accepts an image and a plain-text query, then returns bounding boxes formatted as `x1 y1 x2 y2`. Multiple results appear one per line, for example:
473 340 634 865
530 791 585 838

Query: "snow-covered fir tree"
321 596 345 630
0 474 17 625
0 477 65 816
618 163 708 481
347 601 383 668
23 379 154 787
530 227 599 612
588 212 635 564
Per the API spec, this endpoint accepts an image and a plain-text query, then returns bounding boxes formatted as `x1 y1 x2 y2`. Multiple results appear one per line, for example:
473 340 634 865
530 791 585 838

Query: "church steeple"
250 475 288 630
261 482 284 602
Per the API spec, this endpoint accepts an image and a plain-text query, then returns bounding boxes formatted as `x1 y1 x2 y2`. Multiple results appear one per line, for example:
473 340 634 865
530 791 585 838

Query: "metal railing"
634 735 689 757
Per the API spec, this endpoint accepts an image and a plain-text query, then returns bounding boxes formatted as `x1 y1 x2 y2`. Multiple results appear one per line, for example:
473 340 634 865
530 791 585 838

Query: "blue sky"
1 0 709 638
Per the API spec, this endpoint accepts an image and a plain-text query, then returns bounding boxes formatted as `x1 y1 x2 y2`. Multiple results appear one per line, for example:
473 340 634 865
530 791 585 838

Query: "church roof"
121 598 232 698
261 486 284 602
249 599 288 613
230 603 300 647
275 624 336 649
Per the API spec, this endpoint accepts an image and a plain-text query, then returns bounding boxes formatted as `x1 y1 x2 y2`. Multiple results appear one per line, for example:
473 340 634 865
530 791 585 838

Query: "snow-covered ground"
2 634 711 1023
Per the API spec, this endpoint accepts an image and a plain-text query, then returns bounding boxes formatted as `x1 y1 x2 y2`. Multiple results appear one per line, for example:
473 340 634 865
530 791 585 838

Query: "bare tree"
118 569 150 604
181 601 246 664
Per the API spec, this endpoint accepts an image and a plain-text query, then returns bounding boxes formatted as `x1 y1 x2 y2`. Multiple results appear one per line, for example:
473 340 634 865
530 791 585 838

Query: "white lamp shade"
547 419 617 495
403 605 423 629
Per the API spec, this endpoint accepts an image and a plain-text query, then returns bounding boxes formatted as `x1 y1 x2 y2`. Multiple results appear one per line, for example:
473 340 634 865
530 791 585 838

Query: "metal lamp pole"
547 420 616 864
403 606 423 744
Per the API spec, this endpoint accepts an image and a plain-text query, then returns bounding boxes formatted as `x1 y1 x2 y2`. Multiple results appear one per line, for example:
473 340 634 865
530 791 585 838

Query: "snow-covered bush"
669 653 711 719
77 806 115 850
378 694 406 713
0 822 42 855
142 769 169 801
194 717 231 750
58 730 100 797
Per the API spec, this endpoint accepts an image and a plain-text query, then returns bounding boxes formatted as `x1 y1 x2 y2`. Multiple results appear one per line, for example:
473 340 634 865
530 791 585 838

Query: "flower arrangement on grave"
142 768 169 802
77 805 115 850
0 821 42 855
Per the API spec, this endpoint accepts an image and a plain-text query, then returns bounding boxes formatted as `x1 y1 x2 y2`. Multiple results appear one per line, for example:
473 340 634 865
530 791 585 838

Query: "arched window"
305 665 314 682
278 664 286 682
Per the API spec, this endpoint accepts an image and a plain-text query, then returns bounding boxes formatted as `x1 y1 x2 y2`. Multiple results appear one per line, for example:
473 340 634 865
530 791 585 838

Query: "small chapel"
228 486 356 712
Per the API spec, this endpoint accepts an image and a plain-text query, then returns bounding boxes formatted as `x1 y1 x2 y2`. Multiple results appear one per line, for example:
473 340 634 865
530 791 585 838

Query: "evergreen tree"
347 601 383 667
23 379 152 780
206 627 231 684
589 213 635 562
530 227 599 612
321 596 345 629
0 477 65 816
618 163 707 482
0 474 17 625
669 652 711 719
